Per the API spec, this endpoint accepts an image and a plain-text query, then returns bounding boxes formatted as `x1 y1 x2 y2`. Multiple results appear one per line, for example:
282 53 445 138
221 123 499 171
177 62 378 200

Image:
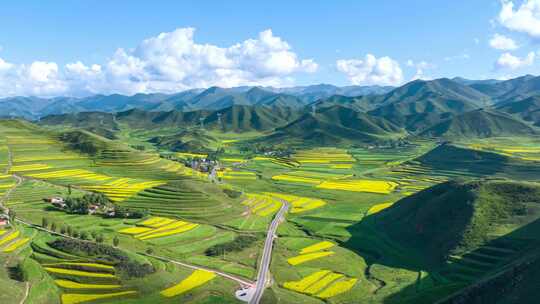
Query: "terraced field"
1 116 540 304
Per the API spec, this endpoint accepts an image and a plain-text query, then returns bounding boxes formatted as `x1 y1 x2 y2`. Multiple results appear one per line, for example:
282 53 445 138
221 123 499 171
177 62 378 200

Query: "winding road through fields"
249 199 290 304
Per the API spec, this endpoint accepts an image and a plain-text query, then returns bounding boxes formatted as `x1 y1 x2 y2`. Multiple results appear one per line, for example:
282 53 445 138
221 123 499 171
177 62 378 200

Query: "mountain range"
9 74 540 147
0 84 393 120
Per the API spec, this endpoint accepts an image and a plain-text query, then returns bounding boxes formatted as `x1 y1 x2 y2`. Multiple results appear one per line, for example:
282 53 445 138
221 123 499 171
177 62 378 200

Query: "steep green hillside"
420 109 537 138
496 96 540 126
148 129 218 152
58 129 121 155
375 180 540 265
260 105 405 146
310 95 376 112
117 105 299 132
369 79 488 131
469 75 536 99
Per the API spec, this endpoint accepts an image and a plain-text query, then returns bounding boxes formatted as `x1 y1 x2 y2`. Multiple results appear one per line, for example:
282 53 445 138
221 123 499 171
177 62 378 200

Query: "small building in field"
46 197 65 204
0 214 10 227
88 204 99 215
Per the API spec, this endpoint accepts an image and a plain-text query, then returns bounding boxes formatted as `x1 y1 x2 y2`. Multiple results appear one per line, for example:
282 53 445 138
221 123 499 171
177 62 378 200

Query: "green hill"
260 105 406 146
419 109 537 138
469 75 536 99
116 105 300 132
375 179 540 265
368 78 489 131
496 96 540 126
148 129 218 152
310 95 376 112
58 129 119 155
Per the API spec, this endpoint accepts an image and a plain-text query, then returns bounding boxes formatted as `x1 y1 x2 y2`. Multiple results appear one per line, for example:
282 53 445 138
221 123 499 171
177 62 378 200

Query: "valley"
1 76 540 304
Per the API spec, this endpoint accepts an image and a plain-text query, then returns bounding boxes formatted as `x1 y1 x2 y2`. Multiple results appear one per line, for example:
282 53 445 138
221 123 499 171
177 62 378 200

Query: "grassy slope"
375 180 540 266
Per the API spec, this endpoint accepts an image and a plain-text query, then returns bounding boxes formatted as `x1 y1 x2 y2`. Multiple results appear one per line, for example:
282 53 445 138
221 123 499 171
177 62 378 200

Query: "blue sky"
0 0 539 97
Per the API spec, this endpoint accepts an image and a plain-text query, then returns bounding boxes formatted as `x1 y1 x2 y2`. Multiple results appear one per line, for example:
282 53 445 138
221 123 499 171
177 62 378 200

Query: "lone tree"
8 209 16 222
80 231 88 240
96 234 104 243
146 248 154 255
50 223 57 232
41 217 49 229
113 236 119 247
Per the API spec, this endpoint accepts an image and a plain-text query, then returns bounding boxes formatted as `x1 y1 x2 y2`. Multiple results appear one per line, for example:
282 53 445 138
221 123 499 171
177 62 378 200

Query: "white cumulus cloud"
498 0 540 38
495 52 535 70
336 54 403 86
489 33 519 50
407 60 435 81
0 28 317 97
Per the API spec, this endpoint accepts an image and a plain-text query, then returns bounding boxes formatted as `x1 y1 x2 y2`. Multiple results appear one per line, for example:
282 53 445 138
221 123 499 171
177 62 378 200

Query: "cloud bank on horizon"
0 0 539 98
0 28 318 97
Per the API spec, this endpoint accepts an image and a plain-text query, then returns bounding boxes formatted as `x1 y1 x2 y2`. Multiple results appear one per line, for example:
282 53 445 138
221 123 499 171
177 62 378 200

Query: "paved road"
144 253 254 287
249 199 290 304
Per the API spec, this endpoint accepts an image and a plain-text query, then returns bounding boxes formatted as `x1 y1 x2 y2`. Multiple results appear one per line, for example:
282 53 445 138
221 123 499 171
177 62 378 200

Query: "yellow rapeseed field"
138 223 199 240
271 174 322 184
0 231 20 246
14 154 83 162
140 217 176 228
330 164 353 169
27 169 112 181
82 179 165 202
118 227 154 235
135 221 190 238
121 217 200 240
44 267 117 278
316 180 397 193
61 291 137 304
366 203 394 216
160 269 216 297
287 251 335 265
264 192 326 213
300 241 335 254
243 193 283 216
316 278 358 298
54 279 121 289
43 262 115 271
2 238 29 253
217 170 257 180
305 273 344 294
283 270 330 292
10 163 52 172
176 152 208 159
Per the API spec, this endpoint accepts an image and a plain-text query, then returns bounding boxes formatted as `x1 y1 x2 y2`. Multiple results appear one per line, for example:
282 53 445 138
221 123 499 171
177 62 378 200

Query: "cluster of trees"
42 217 106 242
51 193 147 219
62 193 110 214
205 235 258 256
59 132 99 155
109 206 148 219
239 144 293 157
49 238 155 278
223 188 242 199
131 145 146 151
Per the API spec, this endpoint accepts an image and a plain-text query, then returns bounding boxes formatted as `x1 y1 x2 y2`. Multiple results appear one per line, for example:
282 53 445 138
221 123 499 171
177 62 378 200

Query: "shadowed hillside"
374 180 540 265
